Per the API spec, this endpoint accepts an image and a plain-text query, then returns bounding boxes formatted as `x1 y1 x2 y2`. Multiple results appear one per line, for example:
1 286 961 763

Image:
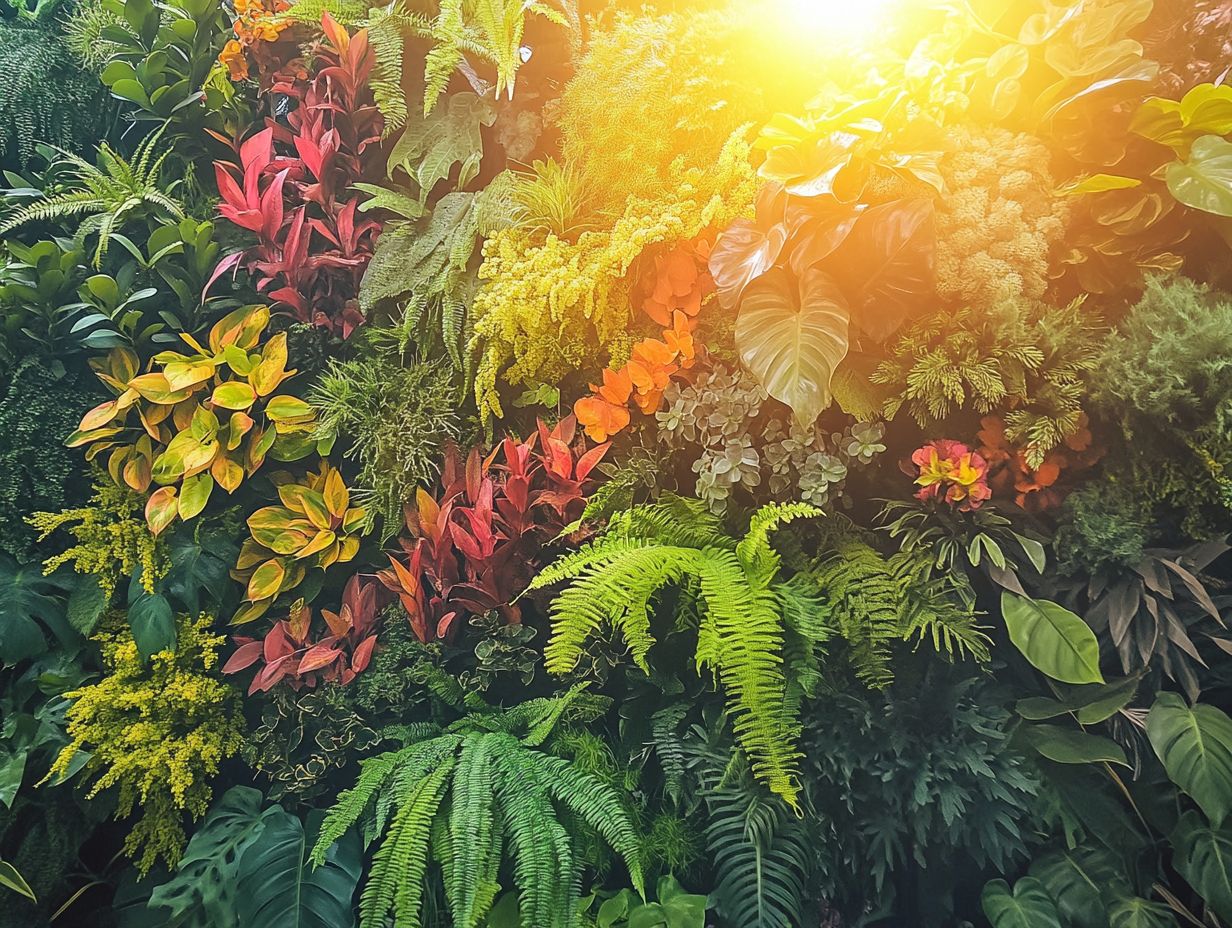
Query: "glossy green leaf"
1166 135 1232 218
982 877 1062 928
236 807 361 928
1108 898 1178 928
1021 724 1129 767
1171 811 1232 922
1147 693 1232 825
735 266 850 428
1001 592 1104 684
0 860 34 901
1029 847 1127 928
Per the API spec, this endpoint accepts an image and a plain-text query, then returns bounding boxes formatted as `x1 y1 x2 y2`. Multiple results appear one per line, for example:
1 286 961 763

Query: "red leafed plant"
212 14 382 337
381 416 608 644
224 574 385 694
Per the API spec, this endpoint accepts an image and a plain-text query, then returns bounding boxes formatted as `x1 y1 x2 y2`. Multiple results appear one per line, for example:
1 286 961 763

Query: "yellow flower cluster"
471 132 759 420
934 126 1070 310
46 614 245 873
29 480 168 598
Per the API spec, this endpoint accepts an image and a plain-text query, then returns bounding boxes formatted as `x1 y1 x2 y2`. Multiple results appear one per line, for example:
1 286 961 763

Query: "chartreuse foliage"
312 686 643 928
45 612 244 873
528 496 818 807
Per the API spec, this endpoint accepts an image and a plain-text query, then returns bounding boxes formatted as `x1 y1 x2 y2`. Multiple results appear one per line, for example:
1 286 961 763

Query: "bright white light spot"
779 0 895 39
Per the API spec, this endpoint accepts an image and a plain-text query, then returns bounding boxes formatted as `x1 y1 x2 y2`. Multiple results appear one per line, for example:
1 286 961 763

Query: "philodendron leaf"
1147 693 1232 825
1021 724 1129 767
1001 592 1104 685
236 807 361 928
1166 135 1232 217
148 786 271 926
735 265 850 429
982 877 1063 928
1108 897 1178 928
1171 811 1232 922
828 196 935 343
1029 847 1127 928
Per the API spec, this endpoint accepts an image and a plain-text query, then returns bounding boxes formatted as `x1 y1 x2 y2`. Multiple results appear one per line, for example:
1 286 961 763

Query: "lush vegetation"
2 0 1232 926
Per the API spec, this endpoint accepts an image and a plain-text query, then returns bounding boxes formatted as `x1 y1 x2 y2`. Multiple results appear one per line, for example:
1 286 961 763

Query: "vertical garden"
1 0 1232 925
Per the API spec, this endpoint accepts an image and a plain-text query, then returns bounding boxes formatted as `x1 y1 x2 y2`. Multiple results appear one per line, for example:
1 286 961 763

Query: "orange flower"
575 368 634 442
593 365 632 405
220 39 249 81
662 310 696 369
639 238 715 327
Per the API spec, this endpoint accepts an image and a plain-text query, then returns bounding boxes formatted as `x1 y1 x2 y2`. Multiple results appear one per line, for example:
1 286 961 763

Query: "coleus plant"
381 416 608 643
66 305 325 534
211 13 383 337
224 573 384 693
232 461 370 625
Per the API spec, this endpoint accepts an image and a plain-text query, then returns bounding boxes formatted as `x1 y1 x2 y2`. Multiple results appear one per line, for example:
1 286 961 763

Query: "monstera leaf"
982 878 1063 928
236 807 361 928
1029 847 1128 928
1147 693 1232 825
1171 811 1232 922
735 266 850 428
828 197 934 342
1108 898 1178 928
1001 592 1104 685
1166 135 1232 217
148 786 271 927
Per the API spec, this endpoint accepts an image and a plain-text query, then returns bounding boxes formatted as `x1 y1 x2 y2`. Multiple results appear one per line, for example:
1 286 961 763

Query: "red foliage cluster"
381 416 608 643
977 415 1104 513
212 15 382 337
224 574 384 694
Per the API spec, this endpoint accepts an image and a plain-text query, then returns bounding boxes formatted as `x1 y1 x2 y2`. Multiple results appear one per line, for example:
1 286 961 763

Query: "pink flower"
911 440 992 511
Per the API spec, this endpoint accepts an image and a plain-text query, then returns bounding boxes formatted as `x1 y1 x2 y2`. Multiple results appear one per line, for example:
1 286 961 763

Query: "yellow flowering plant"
44 613 245 874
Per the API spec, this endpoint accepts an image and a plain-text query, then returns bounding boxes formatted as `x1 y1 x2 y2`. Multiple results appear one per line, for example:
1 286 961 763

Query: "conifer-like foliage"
312 686 643 928
873 299 1103 467
0 129 184 267
526 496 819 807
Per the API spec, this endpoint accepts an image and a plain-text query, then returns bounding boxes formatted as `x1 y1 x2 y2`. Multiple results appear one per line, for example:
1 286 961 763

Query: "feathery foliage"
307 355 464 534
312 687 643 928
874 299 1103 467
0 19 112 169
0 129 184 267
806 522 989 688
365 0 570 129
528 496 819 807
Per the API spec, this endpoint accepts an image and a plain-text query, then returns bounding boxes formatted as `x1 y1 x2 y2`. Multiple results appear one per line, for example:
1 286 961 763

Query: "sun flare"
778 0 898 39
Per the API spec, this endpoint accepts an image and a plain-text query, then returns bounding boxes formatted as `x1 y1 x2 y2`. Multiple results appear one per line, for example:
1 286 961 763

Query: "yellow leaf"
211 455 244 493
178 473 214 520
323 467 349 517
212 381 258 410
295 529 337 560
145 486 179 535
246 557 287 602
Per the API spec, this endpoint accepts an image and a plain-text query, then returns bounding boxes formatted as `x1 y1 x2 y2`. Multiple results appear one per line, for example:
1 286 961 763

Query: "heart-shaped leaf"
1147 693 1232 825
1167 135 1232 217
735 266 850 428
983 878 1062 928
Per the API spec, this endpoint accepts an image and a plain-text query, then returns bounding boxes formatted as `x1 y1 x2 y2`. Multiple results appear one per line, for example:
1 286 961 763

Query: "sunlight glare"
778 0 897 40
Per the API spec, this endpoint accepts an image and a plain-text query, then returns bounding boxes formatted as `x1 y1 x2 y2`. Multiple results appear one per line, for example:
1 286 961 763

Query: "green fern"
527 497 820 809
0 129 183 267
312 687 643 928
0 20 112 169
365 0 572 128
808 523 989 688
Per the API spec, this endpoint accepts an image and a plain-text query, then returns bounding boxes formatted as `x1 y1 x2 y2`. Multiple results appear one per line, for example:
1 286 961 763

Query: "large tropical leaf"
1001 592 1104 685
828 197 934 342
0 556 76 665
1171 811 1232 922
1166 135 1232 217
1021 724 1129 767
236 807 362 928
982 878 1063 928
1108 898 1178 928
1029 846 1128 928
735 266 850 428
1147 693 1232 825
147 786 271 927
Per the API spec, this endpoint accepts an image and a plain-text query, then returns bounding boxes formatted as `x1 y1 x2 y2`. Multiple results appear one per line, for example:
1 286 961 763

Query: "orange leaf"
145 486 179 536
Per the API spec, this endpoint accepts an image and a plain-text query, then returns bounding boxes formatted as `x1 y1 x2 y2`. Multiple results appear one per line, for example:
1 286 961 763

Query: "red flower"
911 440 992 511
